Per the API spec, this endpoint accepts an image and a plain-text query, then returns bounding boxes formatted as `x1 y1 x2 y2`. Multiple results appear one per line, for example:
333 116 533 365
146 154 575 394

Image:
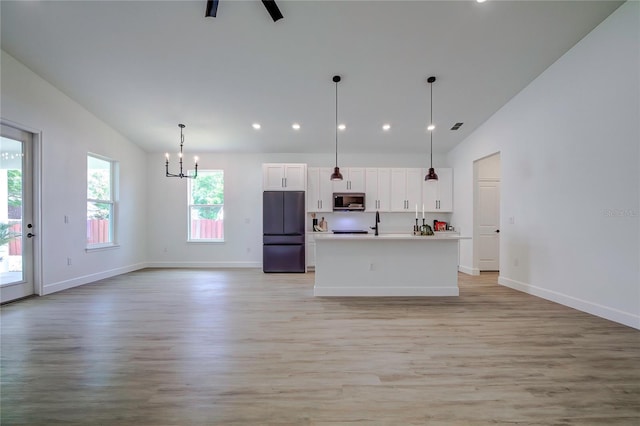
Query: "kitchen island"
313 233 469 297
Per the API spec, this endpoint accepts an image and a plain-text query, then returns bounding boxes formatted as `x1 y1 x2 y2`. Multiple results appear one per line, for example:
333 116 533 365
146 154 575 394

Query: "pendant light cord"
430 80 433 168
335 79 338 168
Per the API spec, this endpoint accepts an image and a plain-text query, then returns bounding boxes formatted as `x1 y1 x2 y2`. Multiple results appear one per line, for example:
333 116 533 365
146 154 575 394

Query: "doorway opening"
473 153 501 273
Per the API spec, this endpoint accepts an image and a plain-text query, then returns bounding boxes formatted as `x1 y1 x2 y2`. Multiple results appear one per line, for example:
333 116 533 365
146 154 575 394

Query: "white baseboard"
314 286 459 297
145 261 262 268
498 276 640 330
42 263 147 295
459 265 480 276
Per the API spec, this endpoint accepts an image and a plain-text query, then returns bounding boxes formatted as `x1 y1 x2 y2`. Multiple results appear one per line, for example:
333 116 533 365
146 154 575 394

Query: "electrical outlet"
514 257 519 267
64 215 69 224
67 257 72 266
509 216 515 225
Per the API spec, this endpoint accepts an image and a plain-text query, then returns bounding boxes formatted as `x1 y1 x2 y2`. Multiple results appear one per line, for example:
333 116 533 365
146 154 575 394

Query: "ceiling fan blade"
205 0 219 18
262 0 283 22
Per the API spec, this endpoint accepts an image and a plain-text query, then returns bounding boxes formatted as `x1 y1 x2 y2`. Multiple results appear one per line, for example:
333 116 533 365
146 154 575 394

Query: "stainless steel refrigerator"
263 191 305 273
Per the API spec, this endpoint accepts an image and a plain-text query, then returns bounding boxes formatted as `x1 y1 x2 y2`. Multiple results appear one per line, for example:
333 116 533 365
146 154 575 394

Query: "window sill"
86 244 120 253
187 240 225 244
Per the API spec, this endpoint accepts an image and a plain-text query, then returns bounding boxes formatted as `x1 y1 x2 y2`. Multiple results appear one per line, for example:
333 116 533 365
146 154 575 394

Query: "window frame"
86 153 118 250
187 169 224 243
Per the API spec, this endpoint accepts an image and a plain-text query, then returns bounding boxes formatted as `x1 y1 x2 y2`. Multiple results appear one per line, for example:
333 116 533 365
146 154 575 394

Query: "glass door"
0 124 34 303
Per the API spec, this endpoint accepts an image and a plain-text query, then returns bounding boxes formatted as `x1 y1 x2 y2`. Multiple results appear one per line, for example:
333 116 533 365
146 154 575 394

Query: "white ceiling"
0 0 622 155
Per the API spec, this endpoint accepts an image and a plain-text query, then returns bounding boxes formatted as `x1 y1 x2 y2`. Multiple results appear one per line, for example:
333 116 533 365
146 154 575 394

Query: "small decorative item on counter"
311 213 318 231
315 217 327 232
421 224 434 236
435 221 448 232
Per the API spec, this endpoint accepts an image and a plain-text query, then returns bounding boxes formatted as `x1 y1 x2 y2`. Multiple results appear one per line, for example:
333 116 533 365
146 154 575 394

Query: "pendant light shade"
425 76 439 181
330 75 343 181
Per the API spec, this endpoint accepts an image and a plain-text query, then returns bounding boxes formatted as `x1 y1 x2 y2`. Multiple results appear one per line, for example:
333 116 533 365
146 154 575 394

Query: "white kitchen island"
313 233 469 297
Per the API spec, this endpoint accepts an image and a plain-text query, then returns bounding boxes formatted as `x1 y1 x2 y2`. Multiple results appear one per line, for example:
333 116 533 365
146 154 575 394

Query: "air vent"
450 122 464 130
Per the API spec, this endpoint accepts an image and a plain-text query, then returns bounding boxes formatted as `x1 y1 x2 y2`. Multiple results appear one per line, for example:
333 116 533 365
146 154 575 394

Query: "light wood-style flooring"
1 269 639 425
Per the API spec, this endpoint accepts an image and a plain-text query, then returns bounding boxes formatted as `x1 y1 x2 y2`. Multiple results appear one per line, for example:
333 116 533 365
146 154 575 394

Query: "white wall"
146 151 449 267
447 2 640 328
1 50 148 294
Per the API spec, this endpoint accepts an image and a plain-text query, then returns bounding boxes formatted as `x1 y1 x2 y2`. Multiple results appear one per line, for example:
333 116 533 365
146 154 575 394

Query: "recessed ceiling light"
252 123 261 130
382 124 391 131
427 124 435 131
292 123 301 130
477 0 487 3
338 124 346 131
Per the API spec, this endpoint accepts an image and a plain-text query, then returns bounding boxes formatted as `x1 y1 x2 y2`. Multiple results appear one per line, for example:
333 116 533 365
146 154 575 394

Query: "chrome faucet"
370 210 380 236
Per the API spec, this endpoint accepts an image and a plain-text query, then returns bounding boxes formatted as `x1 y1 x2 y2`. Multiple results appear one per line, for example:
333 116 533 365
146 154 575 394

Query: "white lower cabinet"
306 233 316 269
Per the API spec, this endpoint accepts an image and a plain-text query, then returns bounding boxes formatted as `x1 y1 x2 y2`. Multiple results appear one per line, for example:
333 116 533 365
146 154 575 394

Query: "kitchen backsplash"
308 211 453 233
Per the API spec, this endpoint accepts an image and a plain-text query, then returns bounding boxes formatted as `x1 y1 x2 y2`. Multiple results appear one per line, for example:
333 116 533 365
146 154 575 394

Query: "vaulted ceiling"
0 1 623 155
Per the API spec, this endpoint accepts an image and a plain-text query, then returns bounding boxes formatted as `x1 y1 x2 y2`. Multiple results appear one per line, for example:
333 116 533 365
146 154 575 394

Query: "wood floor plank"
1 269 639 425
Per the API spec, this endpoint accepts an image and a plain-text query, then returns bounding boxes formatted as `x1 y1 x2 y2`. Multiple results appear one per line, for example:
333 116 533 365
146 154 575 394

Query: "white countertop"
313 233 470 241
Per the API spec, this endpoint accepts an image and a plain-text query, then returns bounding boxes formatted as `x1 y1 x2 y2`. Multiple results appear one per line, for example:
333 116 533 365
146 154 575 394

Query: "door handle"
27 233 36 238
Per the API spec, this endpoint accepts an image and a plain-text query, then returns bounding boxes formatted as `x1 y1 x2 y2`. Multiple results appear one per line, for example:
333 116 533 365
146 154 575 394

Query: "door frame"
472 152 501 274
1 119 43 297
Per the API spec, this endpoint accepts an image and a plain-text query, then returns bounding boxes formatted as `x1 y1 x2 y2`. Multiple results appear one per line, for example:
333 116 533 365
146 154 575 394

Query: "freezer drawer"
263 244 305 273
263 235 305 245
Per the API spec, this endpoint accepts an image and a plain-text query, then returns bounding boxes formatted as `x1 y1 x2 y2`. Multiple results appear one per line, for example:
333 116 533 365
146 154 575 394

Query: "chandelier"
165 124 198 179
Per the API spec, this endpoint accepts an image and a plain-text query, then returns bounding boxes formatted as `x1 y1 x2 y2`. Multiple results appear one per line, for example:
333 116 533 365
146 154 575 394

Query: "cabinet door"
405 168 422 213
436 168 453 212
390 168 408 211
332 167 365 192
365 168 379 211
422 168 453 212
331 170 348 192
422 171 439 212
307 167 320 211
283 164 306 190
377 168 391 212
316 167 333 211
306 234 316 268
347 167 365 192
366 168 392 212
263 164 285 190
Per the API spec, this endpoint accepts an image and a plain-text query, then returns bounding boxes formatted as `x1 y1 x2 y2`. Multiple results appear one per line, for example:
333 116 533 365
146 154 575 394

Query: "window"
87 154 116 247
188 170 224 241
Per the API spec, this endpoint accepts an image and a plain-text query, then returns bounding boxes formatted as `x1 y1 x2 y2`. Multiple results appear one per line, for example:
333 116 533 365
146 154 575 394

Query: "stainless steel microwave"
333 193 365 211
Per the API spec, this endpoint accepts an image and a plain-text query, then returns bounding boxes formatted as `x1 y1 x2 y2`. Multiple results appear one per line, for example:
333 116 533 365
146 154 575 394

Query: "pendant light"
330 75 343 181
425 76 439 181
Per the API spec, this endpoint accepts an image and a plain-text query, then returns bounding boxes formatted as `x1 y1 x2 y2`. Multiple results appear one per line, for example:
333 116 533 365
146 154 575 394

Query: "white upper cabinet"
390 168 422 212
422 168 453 212
331 167 365 192
307 167 333 212
263 163 307 191
365 168 391 212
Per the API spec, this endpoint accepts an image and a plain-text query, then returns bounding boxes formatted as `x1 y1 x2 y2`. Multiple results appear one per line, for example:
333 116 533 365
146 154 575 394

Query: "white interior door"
478 180 500 271
0 124 35 303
